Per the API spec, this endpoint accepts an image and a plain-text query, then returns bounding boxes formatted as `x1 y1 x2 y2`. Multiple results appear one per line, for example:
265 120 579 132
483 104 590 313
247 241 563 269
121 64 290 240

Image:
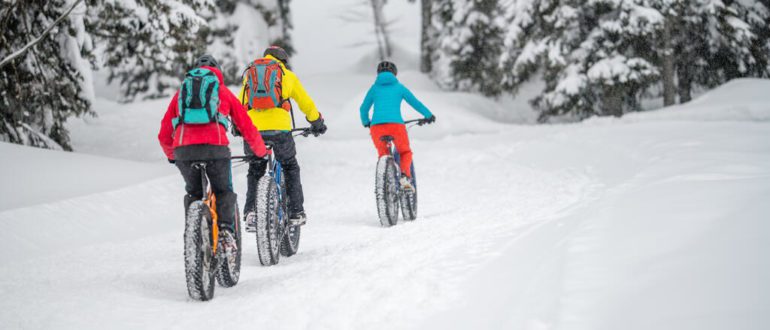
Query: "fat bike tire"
216 203 242 288
400 163 418 221
280 225 300 257
376 156 400 227
255 175 280 266
279 173 300 257
184 201 216 301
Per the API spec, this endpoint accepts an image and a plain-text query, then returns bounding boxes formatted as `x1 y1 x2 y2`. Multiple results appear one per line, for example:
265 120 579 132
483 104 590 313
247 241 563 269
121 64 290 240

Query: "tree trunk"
661 17 676 106
420 0 433 73
677 61 693 103
370 0 392 60
602 85 624 117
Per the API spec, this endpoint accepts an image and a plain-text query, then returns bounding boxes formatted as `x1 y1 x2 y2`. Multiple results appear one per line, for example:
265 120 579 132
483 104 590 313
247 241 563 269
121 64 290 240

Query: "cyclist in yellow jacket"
238 46 326 227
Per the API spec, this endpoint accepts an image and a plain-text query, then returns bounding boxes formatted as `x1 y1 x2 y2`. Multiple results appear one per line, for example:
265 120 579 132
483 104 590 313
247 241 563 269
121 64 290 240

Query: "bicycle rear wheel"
255 175 280 266
184 201 216 301
376 156 400 227
400 162 418 221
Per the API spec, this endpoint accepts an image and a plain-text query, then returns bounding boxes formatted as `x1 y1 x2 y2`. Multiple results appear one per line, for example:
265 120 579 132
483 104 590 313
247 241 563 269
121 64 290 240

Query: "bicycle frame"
194 163 219 253
264 145 288 226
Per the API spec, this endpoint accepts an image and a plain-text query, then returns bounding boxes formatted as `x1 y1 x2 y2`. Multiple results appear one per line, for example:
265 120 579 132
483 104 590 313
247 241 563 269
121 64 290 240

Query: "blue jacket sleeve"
401 85 432 118
360 86 375 126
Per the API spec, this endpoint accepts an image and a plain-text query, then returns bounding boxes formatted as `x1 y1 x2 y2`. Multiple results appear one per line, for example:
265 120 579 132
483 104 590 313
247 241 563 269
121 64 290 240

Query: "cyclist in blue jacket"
359 61 435 191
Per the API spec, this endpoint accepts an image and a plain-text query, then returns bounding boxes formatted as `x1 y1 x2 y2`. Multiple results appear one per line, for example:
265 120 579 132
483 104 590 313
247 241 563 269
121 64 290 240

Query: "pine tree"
432 0 505 96
526 1 662 119
0 0 95 150
208 0 295 84
500 0 770 121
92 0 213 102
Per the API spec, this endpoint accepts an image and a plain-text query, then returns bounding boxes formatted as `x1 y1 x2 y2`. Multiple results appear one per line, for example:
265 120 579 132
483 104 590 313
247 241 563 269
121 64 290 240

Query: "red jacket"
158 66 267 160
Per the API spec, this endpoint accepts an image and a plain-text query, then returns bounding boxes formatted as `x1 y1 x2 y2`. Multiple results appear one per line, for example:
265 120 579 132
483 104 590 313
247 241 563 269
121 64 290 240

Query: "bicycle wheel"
376 156 400 227
400 162 418 221
184 201 216 301
216 202 242 287
280 225 301 257
280 174 300 257
255 175 280 266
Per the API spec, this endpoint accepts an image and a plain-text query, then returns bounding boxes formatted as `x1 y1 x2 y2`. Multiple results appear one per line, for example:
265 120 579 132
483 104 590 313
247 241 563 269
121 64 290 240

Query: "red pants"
370 123 413 177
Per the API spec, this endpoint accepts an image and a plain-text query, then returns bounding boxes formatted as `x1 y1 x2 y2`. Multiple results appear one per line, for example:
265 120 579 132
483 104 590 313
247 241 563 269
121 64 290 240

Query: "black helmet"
264 46 289 63
195 54 219 69
377 61 397 76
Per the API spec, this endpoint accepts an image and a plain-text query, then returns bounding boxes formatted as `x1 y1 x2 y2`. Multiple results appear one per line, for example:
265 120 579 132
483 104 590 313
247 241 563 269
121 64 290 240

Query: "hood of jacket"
375 72 398 86
199 65 225 84
264 54 290 71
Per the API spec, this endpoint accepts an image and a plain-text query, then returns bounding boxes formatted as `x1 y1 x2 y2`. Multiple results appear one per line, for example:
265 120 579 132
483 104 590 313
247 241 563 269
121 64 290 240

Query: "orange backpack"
243 58 291 111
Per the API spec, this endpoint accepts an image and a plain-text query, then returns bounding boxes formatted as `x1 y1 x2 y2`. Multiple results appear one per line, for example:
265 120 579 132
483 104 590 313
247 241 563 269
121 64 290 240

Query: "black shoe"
289 211 307 226
244 211 257 233
219 228 238 256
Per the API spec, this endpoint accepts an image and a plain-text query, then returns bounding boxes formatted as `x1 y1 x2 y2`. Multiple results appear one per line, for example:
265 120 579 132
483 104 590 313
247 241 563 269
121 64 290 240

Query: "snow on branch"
0 0 84 68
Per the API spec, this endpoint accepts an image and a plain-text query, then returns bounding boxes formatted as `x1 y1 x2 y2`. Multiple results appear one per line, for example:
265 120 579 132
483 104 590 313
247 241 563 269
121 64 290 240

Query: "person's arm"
158 93 179 161
359 86 374 127
287 72 321 122
237 76 249 107
402 85 433 118
225 89 267 157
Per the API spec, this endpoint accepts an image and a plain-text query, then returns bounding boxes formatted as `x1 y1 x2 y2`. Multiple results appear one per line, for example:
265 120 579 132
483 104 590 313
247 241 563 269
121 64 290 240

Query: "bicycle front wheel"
255 175 280 266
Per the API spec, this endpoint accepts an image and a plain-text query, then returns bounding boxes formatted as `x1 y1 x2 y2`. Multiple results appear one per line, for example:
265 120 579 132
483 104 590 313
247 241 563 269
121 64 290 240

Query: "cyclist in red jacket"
158 55 268 253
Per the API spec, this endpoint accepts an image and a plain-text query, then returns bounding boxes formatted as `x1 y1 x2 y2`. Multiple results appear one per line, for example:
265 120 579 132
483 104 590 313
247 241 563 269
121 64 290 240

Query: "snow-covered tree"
93 0 212 101
432 0 505 96
500 0 770 121
1 0 294 150
208 0 295 83
513 0 662 119
1 0 95 150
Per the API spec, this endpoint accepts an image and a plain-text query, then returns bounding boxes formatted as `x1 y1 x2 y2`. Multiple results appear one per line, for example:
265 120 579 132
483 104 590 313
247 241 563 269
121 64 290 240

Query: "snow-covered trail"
2 91 770 329
0 121 598 328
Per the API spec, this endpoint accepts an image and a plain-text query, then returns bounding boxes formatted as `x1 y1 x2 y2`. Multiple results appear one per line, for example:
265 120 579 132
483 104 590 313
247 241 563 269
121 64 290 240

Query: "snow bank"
0 141 171 211
590 78 770 124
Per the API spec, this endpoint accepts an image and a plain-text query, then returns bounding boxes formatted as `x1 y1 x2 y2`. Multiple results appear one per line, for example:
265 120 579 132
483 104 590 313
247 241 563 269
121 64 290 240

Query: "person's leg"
272 133 304 216
369 125 391 157
244 143 267 215
207 158 237 232
176 161 204 214
392 125 413 177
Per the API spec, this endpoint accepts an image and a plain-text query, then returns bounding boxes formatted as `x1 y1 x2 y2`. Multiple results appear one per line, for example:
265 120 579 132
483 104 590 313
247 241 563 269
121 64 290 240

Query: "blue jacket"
360 72 433 126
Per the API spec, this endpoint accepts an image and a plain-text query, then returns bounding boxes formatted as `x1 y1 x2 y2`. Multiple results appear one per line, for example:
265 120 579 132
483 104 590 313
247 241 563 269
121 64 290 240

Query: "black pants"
244 132 304 215
176 158 237 231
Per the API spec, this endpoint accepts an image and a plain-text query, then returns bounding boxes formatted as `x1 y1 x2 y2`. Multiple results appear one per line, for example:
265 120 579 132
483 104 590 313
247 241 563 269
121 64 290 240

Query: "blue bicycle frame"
265 148 287 226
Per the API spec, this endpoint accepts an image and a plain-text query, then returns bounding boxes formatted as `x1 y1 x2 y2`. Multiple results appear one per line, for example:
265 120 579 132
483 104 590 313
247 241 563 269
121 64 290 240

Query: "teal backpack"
172 68 229 129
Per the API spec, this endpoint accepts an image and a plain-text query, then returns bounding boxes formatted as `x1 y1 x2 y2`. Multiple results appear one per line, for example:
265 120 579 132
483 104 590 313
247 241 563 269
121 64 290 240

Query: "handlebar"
404 118 433 126
291 127 318 137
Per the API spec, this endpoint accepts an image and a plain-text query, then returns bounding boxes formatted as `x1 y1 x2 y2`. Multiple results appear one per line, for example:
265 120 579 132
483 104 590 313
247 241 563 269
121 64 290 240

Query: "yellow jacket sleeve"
237 76 248 106
284 70 320 122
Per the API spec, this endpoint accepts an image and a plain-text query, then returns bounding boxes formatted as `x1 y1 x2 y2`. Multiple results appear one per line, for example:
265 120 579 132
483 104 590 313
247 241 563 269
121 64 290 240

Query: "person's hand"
364 123 370 128
168 159 176 164
309 114 327 135
425 115 436 124
257 148 272 159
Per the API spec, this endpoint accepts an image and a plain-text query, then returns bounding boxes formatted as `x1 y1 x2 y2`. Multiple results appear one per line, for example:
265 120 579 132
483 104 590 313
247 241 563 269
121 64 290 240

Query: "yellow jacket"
238 55 320 131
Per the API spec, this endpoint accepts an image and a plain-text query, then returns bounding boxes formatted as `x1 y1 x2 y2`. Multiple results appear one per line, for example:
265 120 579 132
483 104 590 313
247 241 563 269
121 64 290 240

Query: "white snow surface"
1 2 770 329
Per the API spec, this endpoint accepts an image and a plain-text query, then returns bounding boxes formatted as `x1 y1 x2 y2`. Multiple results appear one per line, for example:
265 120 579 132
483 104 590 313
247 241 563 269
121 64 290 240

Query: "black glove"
425 115 436 124
168 159 176 164
231 125 242 137
309 115 327 135
364 123 370 128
